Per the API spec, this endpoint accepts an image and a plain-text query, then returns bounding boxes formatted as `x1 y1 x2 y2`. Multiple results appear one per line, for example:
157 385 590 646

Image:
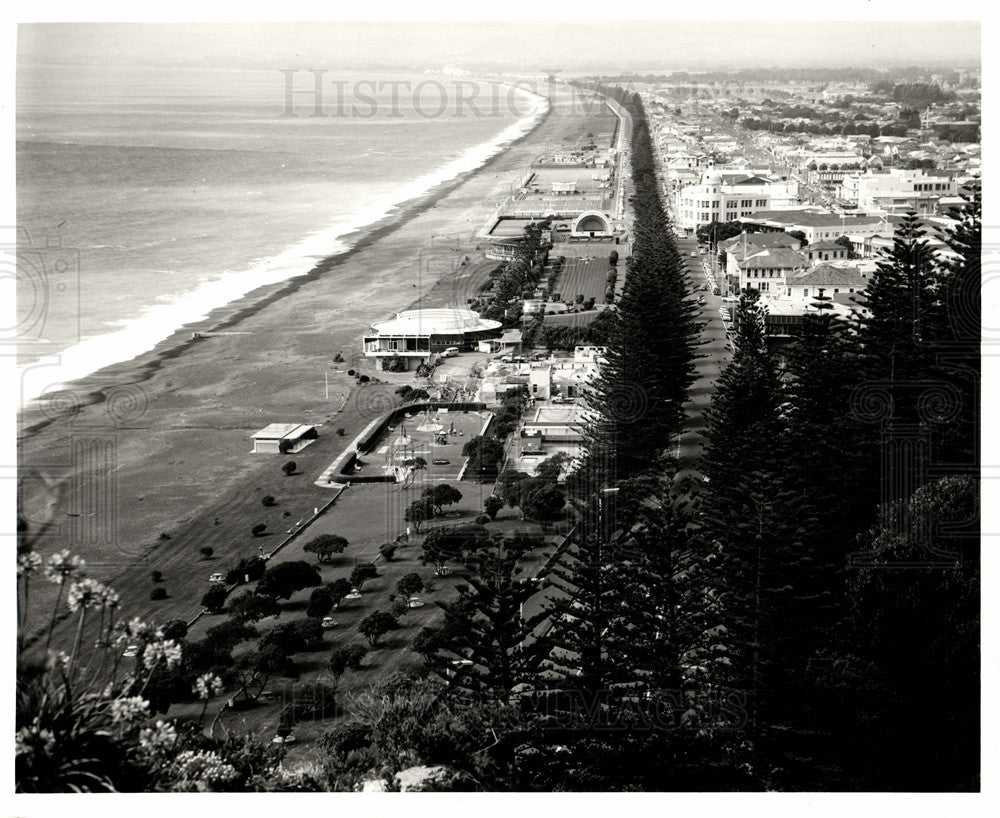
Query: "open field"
550 255 616 303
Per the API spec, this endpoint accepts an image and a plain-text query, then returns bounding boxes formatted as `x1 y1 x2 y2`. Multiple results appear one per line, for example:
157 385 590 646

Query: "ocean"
16 60 546 403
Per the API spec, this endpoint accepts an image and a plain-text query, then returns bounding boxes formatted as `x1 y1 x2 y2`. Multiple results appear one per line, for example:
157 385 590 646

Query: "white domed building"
362 308 502 370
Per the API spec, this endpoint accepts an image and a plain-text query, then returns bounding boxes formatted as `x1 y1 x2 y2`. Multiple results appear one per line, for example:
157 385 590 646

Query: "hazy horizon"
18 21 981 73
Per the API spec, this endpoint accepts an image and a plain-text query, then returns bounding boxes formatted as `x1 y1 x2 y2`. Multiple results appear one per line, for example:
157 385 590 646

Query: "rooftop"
741 248 807 269
744 209 885 228
792 263 868 287
370 308 502 337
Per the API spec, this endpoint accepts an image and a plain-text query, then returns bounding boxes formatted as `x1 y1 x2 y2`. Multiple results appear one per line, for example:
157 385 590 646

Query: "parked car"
122 645 139 659
441 347 459 358
321 616 340 629
208 572 225 583
407 597 426 609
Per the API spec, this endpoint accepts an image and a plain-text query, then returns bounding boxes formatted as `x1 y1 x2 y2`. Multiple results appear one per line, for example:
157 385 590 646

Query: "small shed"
251 423 318 454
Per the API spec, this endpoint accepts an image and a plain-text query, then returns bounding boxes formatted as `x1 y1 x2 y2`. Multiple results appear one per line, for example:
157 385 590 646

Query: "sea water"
16 58 546 403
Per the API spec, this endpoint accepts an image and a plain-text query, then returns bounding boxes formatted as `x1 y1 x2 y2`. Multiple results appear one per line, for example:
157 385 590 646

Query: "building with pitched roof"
741 209 887 243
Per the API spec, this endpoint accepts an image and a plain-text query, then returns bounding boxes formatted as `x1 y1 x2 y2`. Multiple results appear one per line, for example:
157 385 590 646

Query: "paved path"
672 236 733 482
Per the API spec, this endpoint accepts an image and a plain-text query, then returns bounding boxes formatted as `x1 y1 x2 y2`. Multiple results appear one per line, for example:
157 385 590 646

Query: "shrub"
336 428 346 436
475 514 490 525
282 461 297 476
158 532 171 541
228 590 281 623
199 546 214 560
396 572 424 598
261 495 276 507
251 523 267 537
150 570 163 583
306 586 334 619
303 534 349 564
358 611 399 647
257 561 322 600
484 495 504 520
379 543 397 562
391 598 408 618
226 556 266 585
150 587 168 601
329 644 367 677
161 619 189 640
201 585 228 613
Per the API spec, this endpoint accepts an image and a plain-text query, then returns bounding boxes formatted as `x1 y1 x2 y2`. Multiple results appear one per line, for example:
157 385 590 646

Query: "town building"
839 168 958 215
676 169 799 232
362 308 502 370
741 209 887 243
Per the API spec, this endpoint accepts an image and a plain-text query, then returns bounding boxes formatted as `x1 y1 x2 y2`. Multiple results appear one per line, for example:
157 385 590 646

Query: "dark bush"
150 587 168 601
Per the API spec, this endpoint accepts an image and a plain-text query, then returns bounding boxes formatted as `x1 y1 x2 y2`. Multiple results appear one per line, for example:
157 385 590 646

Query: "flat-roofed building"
676 169 799 232
252 423 318 454
839 169 958 215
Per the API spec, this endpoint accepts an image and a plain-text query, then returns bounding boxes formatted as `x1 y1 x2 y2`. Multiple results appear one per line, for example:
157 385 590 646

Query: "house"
252 423 318 454
784 263 870 307
805 240 849 264
730 247 807 295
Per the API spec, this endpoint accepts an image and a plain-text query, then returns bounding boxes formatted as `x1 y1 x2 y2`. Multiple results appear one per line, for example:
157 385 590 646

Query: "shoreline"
16 79 618 660
17 98 551 442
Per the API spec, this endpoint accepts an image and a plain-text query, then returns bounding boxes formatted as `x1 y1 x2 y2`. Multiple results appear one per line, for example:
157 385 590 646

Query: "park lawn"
182 479 555 754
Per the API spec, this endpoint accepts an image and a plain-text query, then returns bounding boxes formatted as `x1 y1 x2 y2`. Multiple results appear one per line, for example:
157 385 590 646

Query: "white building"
676 170 799 232
839 169 958 215
362 308 502 371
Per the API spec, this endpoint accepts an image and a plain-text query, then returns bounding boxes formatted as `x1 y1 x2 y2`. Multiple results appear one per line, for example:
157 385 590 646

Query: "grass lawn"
181 477 558 759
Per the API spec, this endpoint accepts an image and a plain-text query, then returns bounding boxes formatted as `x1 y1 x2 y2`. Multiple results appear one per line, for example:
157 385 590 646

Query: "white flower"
45 650 72 674
143 638 182 671
170 750 239 789
67 577 109 611
17 551 42 576
193 673 224 701
114 616 152 647
139 719 177 753
15 722 56 757
43 549 84 584
109 696 150 724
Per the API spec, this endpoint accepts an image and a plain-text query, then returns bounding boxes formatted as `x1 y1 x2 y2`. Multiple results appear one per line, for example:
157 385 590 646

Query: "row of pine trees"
331 89 980 792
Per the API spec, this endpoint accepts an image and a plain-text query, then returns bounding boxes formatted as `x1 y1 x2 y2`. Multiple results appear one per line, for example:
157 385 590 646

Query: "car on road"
122 645 139 659
690 251 698 257
321 616 340 629
344 590 363 600
431 458 450 465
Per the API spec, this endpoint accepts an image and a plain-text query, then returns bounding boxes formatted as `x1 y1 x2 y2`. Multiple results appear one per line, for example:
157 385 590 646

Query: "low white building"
839 169 958 215
363 308 501 371
251 423 318 454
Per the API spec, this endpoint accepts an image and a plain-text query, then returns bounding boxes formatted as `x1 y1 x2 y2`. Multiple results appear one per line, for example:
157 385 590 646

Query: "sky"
16 20 981 73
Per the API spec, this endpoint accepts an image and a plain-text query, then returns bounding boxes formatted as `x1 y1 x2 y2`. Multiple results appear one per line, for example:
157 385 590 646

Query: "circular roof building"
572 211 613 236
363 308 502 371
370 308 501 337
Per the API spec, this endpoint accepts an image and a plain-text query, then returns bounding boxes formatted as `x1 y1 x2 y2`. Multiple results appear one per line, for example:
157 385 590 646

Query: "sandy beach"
17 83 616 642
